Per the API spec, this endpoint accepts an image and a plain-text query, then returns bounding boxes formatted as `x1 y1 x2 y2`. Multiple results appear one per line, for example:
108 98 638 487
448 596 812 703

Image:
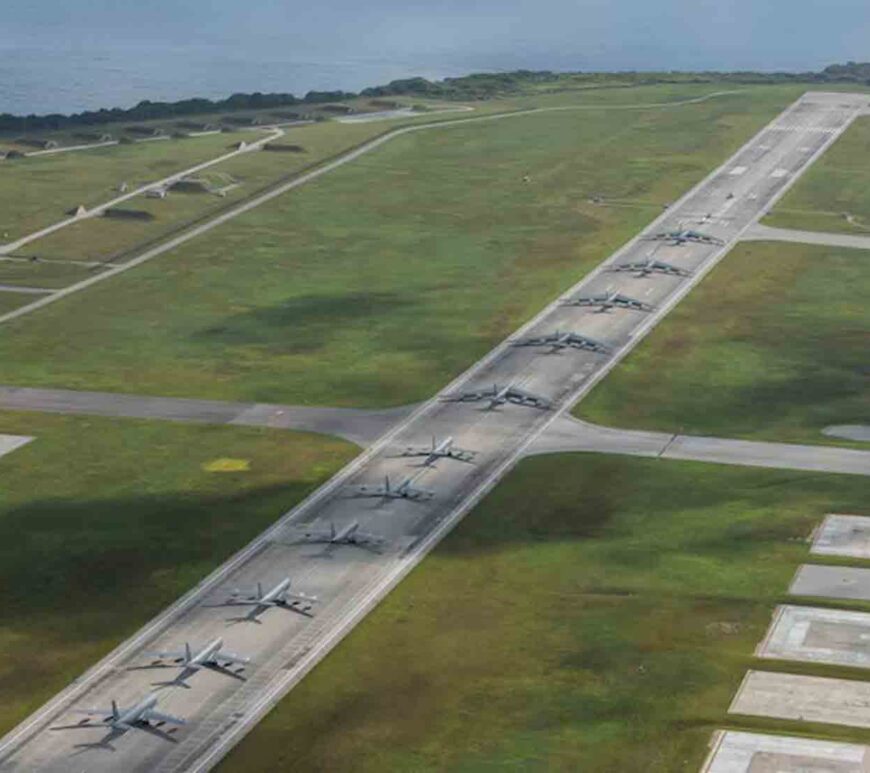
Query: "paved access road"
0 385 416 446
0 385 866 474
528 416 870 476
0 91 865 773
742 222 870 249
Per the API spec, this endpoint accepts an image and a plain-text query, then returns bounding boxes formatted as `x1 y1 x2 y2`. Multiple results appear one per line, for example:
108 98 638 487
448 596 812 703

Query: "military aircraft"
222 578 316 622
142 638 250 686
512 330 611 354
443 382 551 410
562 289 653 313
54 693 185 747
642 228 724 246
347 474 434 501
399 436 475 466
610 254 692 278
293 520 387 552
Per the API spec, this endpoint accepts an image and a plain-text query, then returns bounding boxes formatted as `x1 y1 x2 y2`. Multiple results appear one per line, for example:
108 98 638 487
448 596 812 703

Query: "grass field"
0 131 264 242
0 259 102 289
217 453 869 772
12 86 755 266
575 241 869 445
0 411 356 734
23 119 453 263
764 116 870 234
0 84 808 406
0 292 39 314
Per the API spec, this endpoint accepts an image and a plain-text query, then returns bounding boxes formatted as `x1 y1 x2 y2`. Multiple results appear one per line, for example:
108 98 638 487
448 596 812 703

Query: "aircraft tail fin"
111 700 120 721
256 581 263 600
184 642 192 663
384 475 391 493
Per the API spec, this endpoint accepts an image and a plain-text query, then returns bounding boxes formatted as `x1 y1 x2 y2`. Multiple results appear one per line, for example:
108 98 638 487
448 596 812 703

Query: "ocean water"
2 0 868 116
0 41 475 116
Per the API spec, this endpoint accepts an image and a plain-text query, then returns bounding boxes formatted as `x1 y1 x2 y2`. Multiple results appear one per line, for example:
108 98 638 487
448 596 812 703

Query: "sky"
2 0 868 114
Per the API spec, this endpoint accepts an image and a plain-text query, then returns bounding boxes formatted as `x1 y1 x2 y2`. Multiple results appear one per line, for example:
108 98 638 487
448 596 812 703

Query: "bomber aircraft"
222 578 316 622
294 520 387 552
347 474 434 502
443 382 551 410
399 436 475 466
562 289 653 313
642 228 724 246
512 330 611 354
610 254 692 278
53 693 185 747
142 638 250 686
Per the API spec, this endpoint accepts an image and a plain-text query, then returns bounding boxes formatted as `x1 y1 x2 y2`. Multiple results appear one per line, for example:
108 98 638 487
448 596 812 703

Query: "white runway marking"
729 166 747 175
770 168 790 178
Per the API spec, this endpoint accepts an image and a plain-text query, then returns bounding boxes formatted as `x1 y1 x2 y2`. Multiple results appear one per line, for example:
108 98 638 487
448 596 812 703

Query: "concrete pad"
758 605 870 668
824 426 870 443
0 434 32 459
703 730 870 772
791 565 870 602
812 515 870 559
730 670 870 729
704 729 870 772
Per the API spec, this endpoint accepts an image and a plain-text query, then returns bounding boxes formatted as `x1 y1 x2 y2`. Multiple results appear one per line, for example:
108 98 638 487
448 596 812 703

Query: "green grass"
0 131 268 242
0 411 356 734
15 85 764 266
0 85 807 407
576 241 868 445
0 292 38 314
0 259 102 289
24 120 448 263
764 116 870 234
216 453 869 773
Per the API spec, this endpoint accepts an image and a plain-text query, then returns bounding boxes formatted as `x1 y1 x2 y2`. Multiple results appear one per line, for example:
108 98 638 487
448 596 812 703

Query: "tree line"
3 62 868 135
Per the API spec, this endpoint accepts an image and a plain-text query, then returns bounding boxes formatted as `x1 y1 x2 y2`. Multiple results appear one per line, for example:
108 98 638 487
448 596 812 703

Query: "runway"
0 91 865 772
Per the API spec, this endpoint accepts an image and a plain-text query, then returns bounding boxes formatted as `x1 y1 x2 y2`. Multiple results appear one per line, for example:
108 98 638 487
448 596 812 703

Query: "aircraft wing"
69 708 112 720
614 295 652 310
225 593 260 605
346 484 388 498
442 385 498 402
511 335 551 347
292 528 333 544
448 447 475 462
565 334 610 353
610 260 645 272
506 387 550 408
404 486 434 500
142 708 186 726
215 649 250 665
343 529 387 549
148 648 185 661
654 261 690 275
